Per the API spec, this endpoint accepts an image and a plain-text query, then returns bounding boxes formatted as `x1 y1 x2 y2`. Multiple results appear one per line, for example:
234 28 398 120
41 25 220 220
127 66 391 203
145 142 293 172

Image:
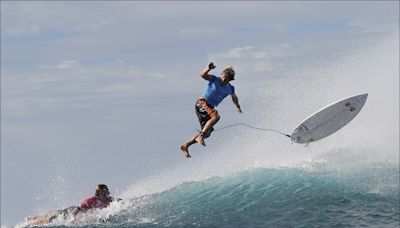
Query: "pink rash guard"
79 195 113 212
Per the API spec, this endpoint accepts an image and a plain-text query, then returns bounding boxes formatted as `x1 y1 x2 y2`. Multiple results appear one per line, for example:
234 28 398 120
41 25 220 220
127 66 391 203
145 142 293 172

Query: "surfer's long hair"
223 66 235 80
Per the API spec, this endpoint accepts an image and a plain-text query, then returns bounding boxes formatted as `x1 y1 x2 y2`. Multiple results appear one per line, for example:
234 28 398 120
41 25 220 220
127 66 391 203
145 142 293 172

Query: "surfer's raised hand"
208 62 216 70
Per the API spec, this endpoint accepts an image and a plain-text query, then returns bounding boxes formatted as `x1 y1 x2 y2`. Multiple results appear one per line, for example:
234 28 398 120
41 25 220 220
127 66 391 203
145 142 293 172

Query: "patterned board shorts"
195 99 218 138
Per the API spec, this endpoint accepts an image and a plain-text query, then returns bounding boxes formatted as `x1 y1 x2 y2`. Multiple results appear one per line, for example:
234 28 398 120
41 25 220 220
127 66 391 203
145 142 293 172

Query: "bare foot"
195 135 206 146
180 145 191 158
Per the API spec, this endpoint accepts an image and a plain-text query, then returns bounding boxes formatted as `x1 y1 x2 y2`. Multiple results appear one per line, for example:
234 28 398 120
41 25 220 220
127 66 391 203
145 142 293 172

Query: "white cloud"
39 60 80 70
2 59 196 117
347 20 395 34
215 46 254 59
2 1 115 37
178 27 218 36
251 51 272 60
210 44 293 74
253 62 274 72
214 44 292 61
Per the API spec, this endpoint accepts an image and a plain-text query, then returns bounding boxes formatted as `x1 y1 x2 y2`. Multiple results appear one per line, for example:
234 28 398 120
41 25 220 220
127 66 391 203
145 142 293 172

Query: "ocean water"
109 166 399 227
24 153 399 228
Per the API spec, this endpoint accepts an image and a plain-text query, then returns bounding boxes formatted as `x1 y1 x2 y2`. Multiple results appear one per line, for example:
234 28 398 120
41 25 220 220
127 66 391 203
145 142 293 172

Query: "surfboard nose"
355 93 368 110
360 93 368 103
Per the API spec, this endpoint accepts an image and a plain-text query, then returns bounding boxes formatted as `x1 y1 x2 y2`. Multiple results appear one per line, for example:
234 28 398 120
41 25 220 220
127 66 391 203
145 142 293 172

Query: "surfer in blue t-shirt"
180 62 242 158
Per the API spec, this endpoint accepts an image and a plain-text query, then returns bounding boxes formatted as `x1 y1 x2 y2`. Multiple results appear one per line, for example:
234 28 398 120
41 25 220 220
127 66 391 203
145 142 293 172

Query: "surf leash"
213 122 291 138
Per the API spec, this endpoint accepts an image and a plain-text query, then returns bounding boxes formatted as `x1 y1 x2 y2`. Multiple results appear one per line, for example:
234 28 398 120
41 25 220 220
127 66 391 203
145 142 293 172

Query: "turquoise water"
41 161 399 228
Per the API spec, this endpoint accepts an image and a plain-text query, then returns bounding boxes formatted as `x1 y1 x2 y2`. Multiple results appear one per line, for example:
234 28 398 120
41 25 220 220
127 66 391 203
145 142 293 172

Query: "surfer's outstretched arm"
231 93 242 113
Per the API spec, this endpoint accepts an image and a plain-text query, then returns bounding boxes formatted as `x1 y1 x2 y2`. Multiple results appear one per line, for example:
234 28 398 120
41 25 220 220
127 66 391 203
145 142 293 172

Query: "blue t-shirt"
202 75 235 107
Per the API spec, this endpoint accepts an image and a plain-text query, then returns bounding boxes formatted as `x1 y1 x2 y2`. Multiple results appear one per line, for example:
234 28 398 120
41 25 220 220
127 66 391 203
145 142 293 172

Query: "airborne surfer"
24 184 119 226
180 62 242 158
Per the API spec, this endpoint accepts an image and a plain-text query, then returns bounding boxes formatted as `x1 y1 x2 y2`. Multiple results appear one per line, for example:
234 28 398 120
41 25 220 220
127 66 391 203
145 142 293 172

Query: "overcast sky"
1 1 399 226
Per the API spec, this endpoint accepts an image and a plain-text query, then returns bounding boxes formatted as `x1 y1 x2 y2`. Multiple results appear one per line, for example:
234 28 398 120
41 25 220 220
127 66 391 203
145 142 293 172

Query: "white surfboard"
291 93 368 144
